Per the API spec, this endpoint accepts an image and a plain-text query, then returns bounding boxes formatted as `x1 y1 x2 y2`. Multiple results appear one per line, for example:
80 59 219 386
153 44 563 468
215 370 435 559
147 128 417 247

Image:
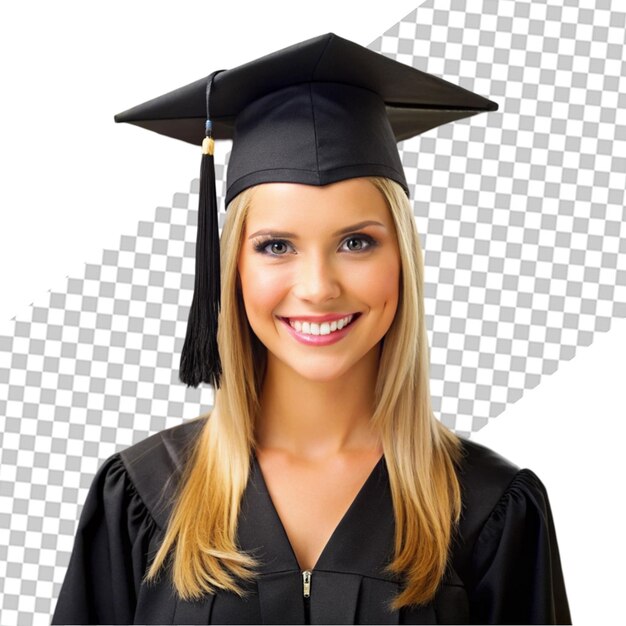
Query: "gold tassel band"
202 136 215 156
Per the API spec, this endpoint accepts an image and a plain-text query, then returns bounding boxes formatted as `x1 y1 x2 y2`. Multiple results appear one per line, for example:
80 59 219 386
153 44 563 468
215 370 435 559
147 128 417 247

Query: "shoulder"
451 437 521 580
119 415 207 472
456 437 521 518
116 415 208 529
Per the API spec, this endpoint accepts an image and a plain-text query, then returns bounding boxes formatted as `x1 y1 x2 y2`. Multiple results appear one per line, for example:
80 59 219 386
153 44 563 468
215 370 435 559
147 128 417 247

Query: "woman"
52 34 571 624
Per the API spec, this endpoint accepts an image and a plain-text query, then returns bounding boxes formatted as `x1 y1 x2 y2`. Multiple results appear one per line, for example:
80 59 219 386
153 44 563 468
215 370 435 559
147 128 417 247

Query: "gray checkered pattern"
370 0 626 432
1 1 625 623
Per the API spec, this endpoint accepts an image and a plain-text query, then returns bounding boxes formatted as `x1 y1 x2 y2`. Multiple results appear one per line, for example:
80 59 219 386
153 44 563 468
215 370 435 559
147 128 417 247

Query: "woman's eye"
341 235 376 252
254 239 291 256
268 241 288 255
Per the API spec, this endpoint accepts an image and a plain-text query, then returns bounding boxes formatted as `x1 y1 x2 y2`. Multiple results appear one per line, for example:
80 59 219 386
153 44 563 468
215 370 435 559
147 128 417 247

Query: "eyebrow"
247 220 387 240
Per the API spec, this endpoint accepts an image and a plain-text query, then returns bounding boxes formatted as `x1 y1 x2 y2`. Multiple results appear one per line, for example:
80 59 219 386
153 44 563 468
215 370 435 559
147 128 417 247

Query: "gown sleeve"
51 453 160 625
468 468 572 625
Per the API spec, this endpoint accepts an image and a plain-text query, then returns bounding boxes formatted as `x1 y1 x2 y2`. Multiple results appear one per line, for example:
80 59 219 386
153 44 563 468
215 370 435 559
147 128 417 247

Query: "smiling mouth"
279 313 361 336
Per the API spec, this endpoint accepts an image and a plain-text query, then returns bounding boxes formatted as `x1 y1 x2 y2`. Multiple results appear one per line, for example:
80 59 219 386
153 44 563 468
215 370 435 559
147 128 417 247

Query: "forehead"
244 179 392 231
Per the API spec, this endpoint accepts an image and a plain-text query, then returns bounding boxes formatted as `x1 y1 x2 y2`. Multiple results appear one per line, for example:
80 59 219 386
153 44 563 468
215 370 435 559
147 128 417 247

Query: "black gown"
51 417 571 624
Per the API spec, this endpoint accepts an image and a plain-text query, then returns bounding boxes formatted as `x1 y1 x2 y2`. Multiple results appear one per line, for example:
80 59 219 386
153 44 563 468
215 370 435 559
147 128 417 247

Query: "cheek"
349 254 400 311
238 259 289 320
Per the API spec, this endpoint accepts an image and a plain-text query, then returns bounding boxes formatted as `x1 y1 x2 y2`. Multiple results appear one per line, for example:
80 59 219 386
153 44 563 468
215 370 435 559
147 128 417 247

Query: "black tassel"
179 119 222 389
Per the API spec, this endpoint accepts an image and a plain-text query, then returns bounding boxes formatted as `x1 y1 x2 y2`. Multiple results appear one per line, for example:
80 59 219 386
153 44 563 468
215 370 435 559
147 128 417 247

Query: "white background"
0 1 623 623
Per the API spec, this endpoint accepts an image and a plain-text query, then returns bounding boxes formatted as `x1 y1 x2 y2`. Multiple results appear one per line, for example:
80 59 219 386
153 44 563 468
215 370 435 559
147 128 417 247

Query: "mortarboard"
114 32 498 390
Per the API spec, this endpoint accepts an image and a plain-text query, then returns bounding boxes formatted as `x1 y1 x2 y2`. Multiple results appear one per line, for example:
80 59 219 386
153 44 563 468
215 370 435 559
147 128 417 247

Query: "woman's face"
237 178 401 383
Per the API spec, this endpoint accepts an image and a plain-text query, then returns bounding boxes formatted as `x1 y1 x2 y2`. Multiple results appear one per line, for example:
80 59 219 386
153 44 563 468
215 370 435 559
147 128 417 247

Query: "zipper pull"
302 570 312 598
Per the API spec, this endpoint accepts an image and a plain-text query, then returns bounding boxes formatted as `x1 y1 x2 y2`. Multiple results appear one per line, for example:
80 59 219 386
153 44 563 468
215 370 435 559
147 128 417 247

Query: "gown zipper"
302 570 312 598
302 570 312 623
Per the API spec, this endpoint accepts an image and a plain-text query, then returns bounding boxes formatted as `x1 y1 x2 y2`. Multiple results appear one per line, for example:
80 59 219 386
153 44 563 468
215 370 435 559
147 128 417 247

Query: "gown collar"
236 451 401 581
228 451 407 624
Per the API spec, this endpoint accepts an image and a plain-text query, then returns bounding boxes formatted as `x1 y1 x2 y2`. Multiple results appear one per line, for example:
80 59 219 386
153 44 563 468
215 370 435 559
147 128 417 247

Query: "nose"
291 251 341 304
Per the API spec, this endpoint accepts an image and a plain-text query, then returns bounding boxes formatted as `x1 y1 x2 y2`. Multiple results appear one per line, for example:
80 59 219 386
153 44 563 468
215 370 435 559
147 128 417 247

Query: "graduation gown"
51 417 571 624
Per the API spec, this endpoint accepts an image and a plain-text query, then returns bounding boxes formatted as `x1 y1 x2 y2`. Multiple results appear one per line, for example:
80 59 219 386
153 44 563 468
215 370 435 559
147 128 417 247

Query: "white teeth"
288 314 354 336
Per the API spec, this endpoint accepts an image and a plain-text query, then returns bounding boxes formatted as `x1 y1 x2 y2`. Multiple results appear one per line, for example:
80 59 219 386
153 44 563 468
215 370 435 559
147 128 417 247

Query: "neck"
255 346 382 461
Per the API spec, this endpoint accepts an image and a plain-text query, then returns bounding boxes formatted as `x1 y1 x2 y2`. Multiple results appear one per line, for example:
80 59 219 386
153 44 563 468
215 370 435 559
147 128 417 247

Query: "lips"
277 312 361 346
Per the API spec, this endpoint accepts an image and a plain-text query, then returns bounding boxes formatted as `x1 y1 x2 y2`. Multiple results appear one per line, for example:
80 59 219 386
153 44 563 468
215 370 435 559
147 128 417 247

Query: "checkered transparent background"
1 1 625 623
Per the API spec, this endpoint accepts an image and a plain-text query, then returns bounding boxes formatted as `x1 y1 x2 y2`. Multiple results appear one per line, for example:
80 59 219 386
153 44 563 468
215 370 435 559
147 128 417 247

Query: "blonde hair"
144 177 463 610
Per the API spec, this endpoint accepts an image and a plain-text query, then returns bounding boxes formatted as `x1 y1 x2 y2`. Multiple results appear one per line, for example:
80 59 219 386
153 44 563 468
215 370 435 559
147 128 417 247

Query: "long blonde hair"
144 177 463 610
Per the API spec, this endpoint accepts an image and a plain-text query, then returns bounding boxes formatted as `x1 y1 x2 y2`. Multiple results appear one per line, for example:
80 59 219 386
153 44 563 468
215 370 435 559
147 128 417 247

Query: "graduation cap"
114 32 498 390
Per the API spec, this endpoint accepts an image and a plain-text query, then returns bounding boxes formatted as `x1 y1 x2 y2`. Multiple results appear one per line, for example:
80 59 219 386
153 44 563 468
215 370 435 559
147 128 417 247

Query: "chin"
269 355 348 382
292 366 352 384
269 347 378 384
